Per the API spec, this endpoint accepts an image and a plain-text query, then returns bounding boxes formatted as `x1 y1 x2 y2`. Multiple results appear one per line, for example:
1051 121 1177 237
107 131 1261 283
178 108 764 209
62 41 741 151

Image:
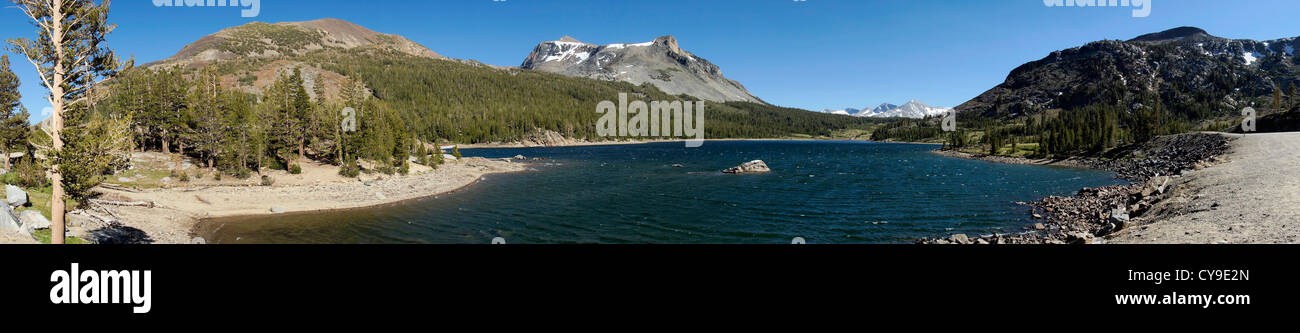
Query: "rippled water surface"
196 141 1125 244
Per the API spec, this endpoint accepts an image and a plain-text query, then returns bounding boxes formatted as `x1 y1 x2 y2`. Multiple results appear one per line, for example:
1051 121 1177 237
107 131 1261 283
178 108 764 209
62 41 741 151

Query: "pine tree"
1274 85 1284 111
338 75 367 164
0 55 27 170
8 0 119 244
1289 83 1297 110
290 68 311 161
221 91 254 172
151 68 188 154
109 60 151 151
264 67 312 165
189 67 225 169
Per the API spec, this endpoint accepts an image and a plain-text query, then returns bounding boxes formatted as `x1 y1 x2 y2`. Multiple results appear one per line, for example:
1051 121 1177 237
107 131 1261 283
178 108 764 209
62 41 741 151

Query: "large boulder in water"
722 160 771 174
5 185 27 207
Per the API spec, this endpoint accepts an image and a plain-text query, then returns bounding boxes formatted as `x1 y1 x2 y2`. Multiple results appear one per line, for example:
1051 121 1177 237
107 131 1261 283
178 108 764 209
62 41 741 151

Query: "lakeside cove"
3 132 1291 245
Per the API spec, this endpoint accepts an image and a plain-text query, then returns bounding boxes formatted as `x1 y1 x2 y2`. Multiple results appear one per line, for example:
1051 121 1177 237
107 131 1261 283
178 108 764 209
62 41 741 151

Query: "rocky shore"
920 133 1234 244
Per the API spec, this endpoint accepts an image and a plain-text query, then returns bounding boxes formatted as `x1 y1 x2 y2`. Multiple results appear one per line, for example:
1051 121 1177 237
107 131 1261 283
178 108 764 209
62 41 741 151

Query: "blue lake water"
196 140 1125 244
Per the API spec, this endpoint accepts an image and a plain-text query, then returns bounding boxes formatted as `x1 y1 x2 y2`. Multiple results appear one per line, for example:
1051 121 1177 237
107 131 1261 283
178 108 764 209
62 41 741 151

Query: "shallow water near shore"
195 141 1126 244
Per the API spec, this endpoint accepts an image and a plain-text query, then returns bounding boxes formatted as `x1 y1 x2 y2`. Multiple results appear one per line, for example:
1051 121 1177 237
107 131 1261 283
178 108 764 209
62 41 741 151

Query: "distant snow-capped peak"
822 108 860 116
820 100 950 119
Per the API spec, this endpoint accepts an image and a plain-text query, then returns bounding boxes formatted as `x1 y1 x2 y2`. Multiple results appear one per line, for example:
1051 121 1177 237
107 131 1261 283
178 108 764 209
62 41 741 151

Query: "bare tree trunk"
49 0 66 244
162 129 170 154
240 131 247 169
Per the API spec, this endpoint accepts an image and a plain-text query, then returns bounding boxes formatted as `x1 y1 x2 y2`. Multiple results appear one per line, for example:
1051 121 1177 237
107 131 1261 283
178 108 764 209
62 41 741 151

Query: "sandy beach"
929 149 1095 169
459 137 873 149
71 157 527 244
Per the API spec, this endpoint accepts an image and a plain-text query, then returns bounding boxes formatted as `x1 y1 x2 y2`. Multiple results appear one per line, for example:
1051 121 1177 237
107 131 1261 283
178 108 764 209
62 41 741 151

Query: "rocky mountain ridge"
956 26 1299 119
520 35 762 103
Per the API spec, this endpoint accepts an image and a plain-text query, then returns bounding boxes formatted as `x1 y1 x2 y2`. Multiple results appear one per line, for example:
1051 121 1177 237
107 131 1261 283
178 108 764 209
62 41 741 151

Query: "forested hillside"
874 27 1299 157
85 19 879 181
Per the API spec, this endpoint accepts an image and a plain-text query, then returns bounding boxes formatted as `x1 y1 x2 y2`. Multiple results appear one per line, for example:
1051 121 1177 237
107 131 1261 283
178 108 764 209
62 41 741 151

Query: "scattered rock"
722 160 771 174
190 237 207 244
5 185 27 207
919 133 1232 245
269 206 285 214
161 177 172 183
19 210 50 233
0 205 19 232
375 192 386 200
513 155 527 160
1154 175 1170 194
671 164 684 168
1089 133 1232 181
1110 206 1130 230
950 233 970 244
66 214 91 227
1068 232 1095 244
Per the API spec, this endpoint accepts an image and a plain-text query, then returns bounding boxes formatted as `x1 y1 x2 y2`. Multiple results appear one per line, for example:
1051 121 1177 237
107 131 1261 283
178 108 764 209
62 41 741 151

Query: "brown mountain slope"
151 18 445 68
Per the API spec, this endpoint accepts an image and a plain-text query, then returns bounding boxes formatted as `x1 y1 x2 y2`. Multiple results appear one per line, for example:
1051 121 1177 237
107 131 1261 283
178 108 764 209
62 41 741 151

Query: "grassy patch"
20 186 78 221
1009 143 1040 157
21 186 87 244
30 229 87 244
830 128 876 140
109 167 175 189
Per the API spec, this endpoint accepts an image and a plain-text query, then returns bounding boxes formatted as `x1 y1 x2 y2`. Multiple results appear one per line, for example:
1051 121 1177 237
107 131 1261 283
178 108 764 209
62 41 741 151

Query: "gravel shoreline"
920 133 1234 244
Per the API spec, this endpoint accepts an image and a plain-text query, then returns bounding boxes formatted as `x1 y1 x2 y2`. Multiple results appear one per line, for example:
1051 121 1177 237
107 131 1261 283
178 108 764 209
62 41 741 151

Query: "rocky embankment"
921 133 1233 244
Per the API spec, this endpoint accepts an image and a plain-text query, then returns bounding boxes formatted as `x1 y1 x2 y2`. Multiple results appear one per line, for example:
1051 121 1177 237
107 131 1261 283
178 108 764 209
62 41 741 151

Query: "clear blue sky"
3 0 1298 122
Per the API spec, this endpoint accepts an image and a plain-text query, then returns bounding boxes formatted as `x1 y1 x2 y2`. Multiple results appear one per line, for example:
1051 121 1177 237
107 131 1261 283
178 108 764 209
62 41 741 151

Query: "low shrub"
338 160 360 178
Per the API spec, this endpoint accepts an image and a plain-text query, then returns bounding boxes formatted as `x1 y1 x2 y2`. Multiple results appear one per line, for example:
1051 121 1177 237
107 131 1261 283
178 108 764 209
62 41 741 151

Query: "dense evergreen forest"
301 49 883 142
873 88 1294 158
76 48 881 183
875 35 1300 158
